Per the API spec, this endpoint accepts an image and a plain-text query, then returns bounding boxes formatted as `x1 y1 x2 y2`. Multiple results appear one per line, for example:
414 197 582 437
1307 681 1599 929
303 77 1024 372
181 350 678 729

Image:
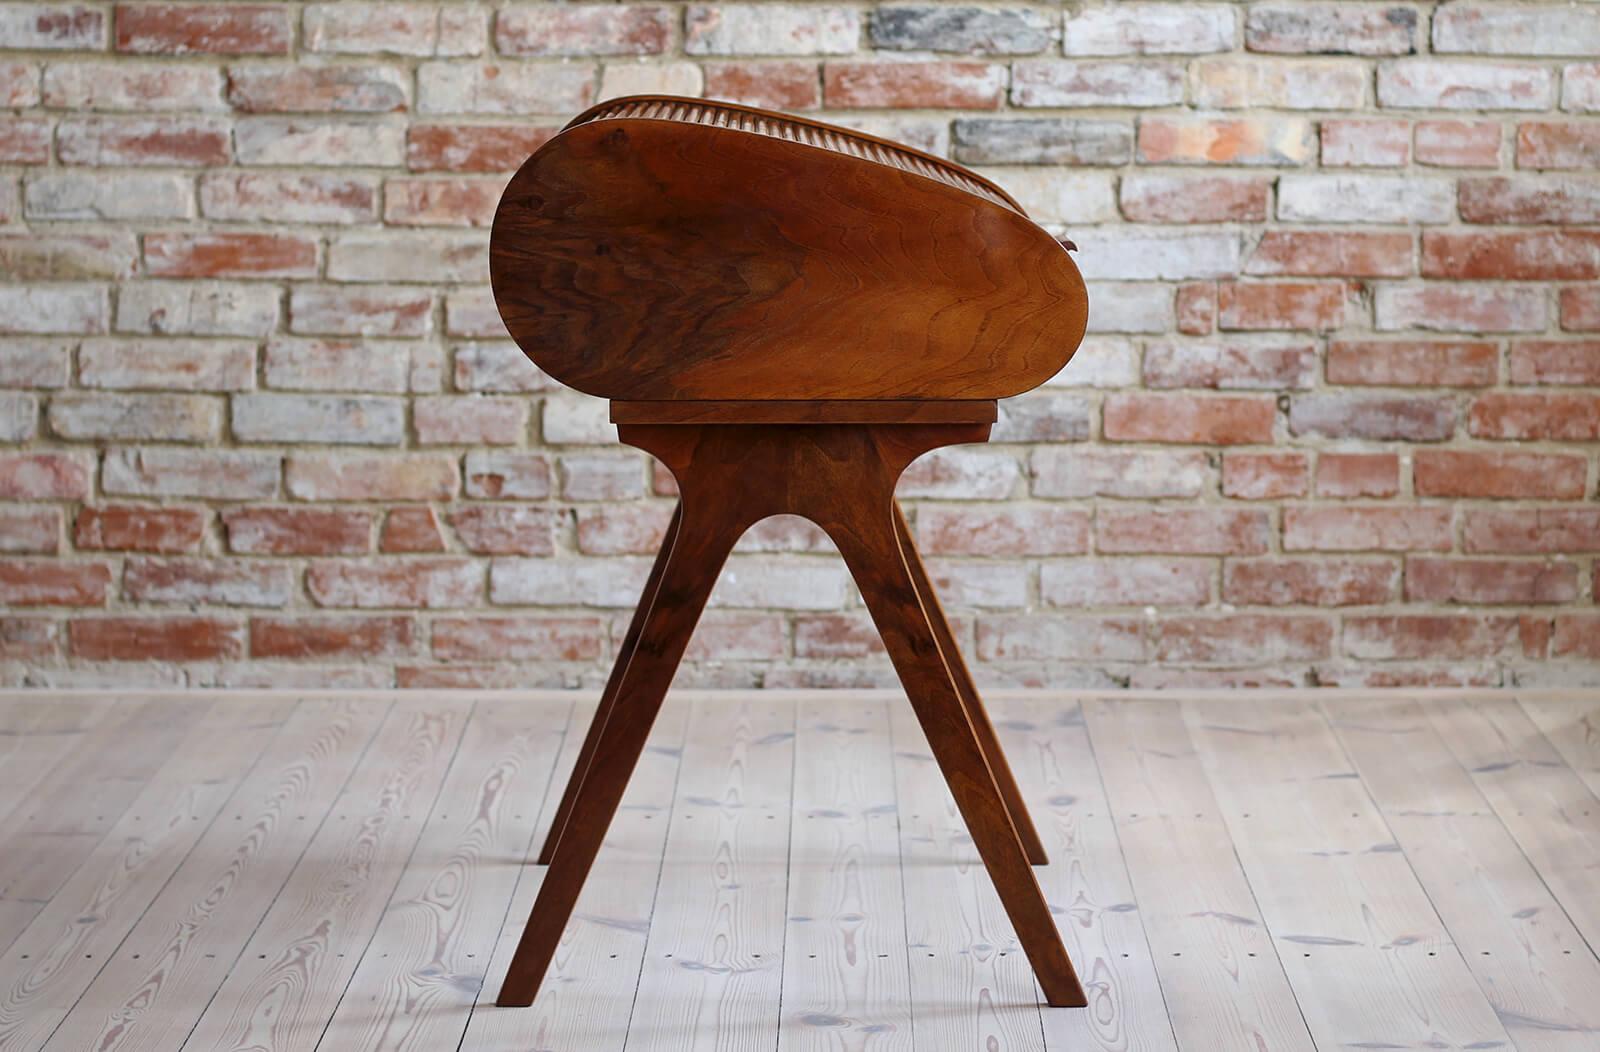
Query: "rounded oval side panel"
490 117 1088 401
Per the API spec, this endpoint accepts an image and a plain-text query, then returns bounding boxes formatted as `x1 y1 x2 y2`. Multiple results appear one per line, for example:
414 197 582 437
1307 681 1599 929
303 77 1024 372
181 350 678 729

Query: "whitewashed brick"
234 117 407 166
79 339 256 390
598 61 703 100
200 172 377 224
416 61 594 114
1434 4 1600 58
542 391 616 445
233 393 406 445
1044 337 1140 388
899 447 1021 500
1279 174 1455 224
1032 448 1212 498
975 168 1116 225
1064 3 1235 55
491 555 652 606
264 337 415 393
0 340 70 387
24 171 193 220
872 6 1056 55
0 285 108 334
1086 282 1174 334
41 61 224 110
116 282 280 337
326 231 487 283
710 557 851 609
0 4 104 49
1072 230 1242 281
686 5 860 56
0 391 36 442
560 451 645 500
1192 57 1367 109
1246 3 1419 56
49 392 221 442
1378 59 1553 111
1013 60 1185 107
304 3 486 56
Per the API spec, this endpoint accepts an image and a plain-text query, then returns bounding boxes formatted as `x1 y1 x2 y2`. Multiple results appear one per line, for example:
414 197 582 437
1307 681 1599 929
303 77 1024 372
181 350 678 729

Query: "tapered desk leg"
496 502 744 1007
823 493 1087 1008
892 502 1049 866
536 504 683 865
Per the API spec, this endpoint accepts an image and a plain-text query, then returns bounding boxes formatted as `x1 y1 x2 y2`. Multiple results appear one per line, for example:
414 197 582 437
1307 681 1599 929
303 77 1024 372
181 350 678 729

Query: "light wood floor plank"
0 698 202 956
1329 698 1600 1049
888 702 1045 1051
0 696 118 828
1520 698 1600 815
180 696 471 1051
1082 699 1314 1052
777 696 912 1052
1427 700 1600 963
1001 699 1178 1052
626 696 797 1052
1186 698 1514 1051
463 698 691 1051
0 697 293 1051
313 698 572 1051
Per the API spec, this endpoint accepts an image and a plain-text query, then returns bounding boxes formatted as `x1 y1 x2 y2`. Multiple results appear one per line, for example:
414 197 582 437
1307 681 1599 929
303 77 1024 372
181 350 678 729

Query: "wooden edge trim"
609 399 1000 425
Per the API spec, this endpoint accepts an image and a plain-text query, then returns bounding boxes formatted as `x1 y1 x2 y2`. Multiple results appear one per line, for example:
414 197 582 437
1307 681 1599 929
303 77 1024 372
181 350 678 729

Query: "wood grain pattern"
0 696 116 829
490 96 1087 402
1329 698 1600 1049
1083 699 1314 1052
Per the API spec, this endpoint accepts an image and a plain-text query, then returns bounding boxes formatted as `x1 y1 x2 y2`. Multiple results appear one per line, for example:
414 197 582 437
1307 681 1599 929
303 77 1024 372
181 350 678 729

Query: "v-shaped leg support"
495 421 1085 1009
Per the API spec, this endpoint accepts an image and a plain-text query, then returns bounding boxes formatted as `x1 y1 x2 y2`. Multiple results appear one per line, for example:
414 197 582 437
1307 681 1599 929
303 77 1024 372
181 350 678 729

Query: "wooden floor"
1 690 1598 1051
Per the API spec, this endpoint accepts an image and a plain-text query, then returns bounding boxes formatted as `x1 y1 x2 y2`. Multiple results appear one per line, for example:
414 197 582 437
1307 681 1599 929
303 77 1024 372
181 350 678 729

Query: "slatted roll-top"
490 94 1089 404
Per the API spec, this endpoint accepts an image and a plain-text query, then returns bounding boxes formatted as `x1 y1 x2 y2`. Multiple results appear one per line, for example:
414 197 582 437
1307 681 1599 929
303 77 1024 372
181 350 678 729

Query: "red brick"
431 616 603 662
75 504 205 553
1137 115 1315 166
380 506 445 553
1153 614 1333 663
286 453 459 501
915 505 1088 556
1284 506 1453 552
1461 176 1600 225
1103 393 1276 445
144 232 317 279
1552 616 1600 660
1464 509 1600 554
1509 341 1600 385
1416 120 1500 167
496 5 670 56
0 118 49 164
1315 453 1400 499
684 613 787 662
1143 340 1316 389
1224 558 1396 606
704 61 820 111
222 506 373 555
1326 339 1497 386
1223 451 1308 499
1097 507 1269 555
0 559 108 606
1375 284 1546 333
307 558 483 608
405 123 557 172
823 61 1005 109
449 505 555 556
1120 174 1269 222
463 451 552 500
115 3 290 54
414 395 525 445
1289 393 1454 441
201 171 376 224
0 452 92 500
1422 231 1600 281
1469 393 1600 440
1245 231 1412 278
795 614 886 660
976 615 1146 662
123 556 292 606
384 177 500 226
0 617 58 661
0 507 58 554
1218 281 1346 331
1517 122 1600 169
251 614 416 659
1320 118 1409 166
1562 288 1600 331
1039 558 1211 607
1344 615 1519 661
1175 282 1216 335
1415 450 1586 500
224 64 409 113
574 504 671 555
58 117 230 166
1406 558 1578 605
70 615 243 661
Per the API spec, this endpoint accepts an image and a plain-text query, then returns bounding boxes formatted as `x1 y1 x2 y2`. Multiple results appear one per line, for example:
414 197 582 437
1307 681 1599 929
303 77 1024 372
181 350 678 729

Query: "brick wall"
1 1 1597 690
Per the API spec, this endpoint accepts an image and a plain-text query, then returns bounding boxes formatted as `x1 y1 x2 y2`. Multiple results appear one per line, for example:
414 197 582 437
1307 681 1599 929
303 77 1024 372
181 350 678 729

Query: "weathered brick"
1032 447 1211 499
1138 115 1315 166
916 505 1089 556
225 64 409 113
0 340 69 388
1509 341 1600 386
288 285 432 338
0 507 58 553
0 285 108 335
825 61 1006 109
542 392 614 445
1283 506 1453 552
378 505 444 553
453 343 550 393
1194 57 1366 109
0 232 137 281
1152 615 1332 663
222 506 372 554
234 117 405 167
1174 284 1216 336
58 116 231 165
42 60 224 110
326 230 485 284
872 6 1054 55
1246 3 1418 55
234 393 405 446
1105 392 1275 445
1566 63 1600 113
1288 393 1454 441
1246 231 1412 278
795 614 885 660
1278 174 1452 224
431 616 601 662
1041 557 1210 607
952 117 1131 165
444 288 506 338
308 557 483 608
559 452 645 501
0 3 103 49
1415 450 1585 500
703 60 821 110
992 391 1090 442
1065 3 1233 55
1375 284 1547 333
0 451 91 499
1121 174 1269 223
1320 118 1409 167
104 447 278 499
384 176 499 226
303 3 485 56
1552 616 1600 661
144 232 317 279
405 123 555 171
498 4 670 56
1461 175 1600 225
415 395 526 445
286 453 458 501
1378 59 1552 111
1406 557 1578 606
78 339 252 392
25 171 193 222
973 168 1116 225
1464 509 1600 554
463 451 552 499
0 559 109 606
264 337 414 393
1072 230 1241 281
1012 59 1184 107
1326 339 1497 386
50 392 221 443
899 448 1020 500
1344 615 1518 661
417 60 593 114
1434 4 1600 57
1223 558 1396 606
0 617 58 661
0 60 36 105
0 390 35 441
0 118 49 164
1563 288 1600 331
124 556 293 606
1218 281 1346 331
687 5 858 56
448 505 554 556
1098 507 1269 555
1468 392 1600 441
922 558 1028 608
71 615 243 660
1416 120 1500 167
1086 282 1174 334
252 614 417 659
1223 451 1308 499
76 504 205 552
1144 340 1316 389
574 503 671 555
115 3 289 54
117 281 279 337
595 60 702 100
1315 453 1401 499
976 615 1145 662
1423 230 1600 281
